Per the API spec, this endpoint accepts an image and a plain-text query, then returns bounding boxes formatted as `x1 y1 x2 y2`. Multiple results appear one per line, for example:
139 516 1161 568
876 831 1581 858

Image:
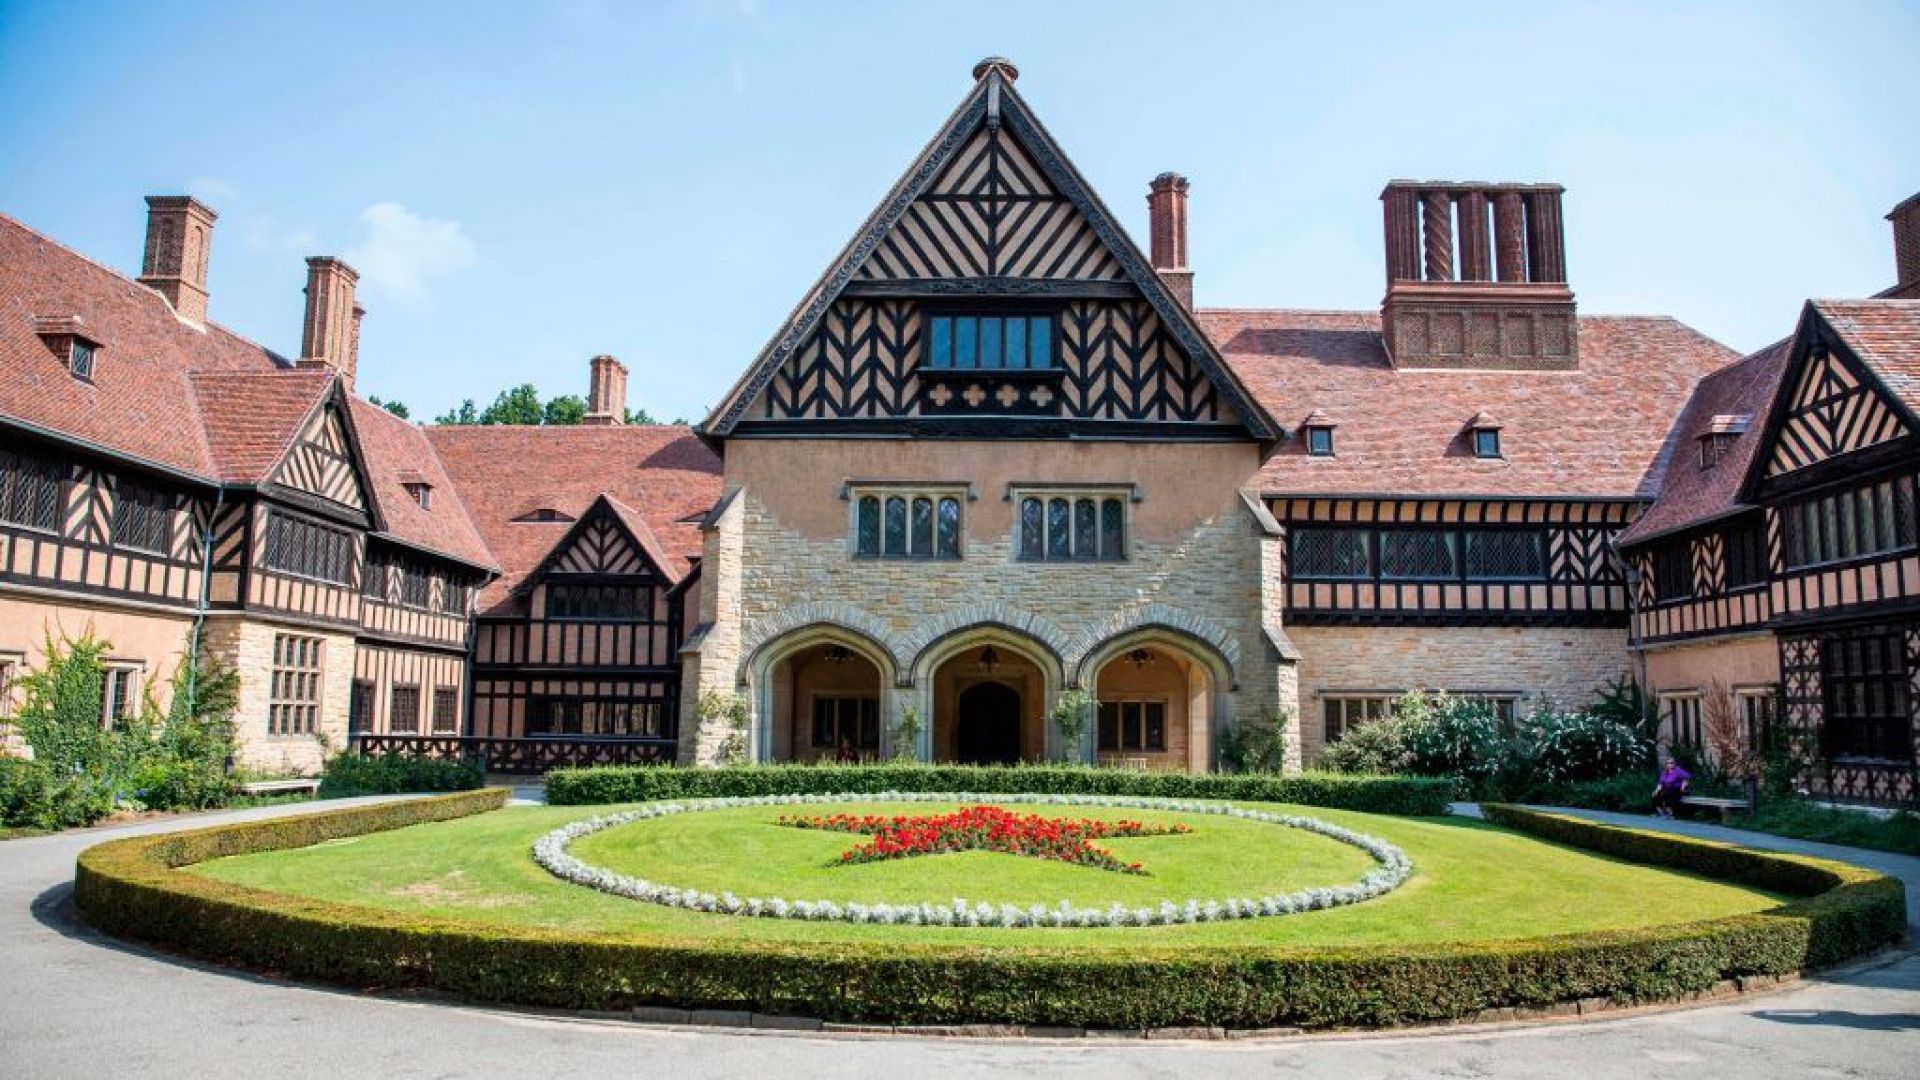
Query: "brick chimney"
1380 181 1578 370
1888 192 1920 300
1147 173 1194 309
584 354 628 425
297 257 361 388
139 196 217 326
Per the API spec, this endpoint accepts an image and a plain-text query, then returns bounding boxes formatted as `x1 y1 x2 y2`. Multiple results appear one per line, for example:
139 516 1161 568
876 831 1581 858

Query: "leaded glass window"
1380 530 1456 581
0 448 63 532
856 496 881 556
852 488 962 560
1047 499 1071 559
1016 492 1126 562
1291 527 1371 579
1463 530 1546 580
111 479 171 554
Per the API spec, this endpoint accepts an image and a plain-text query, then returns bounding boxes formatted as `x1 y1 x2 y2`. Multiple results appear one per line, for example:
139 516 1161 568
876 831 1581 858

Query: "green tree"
543 394 588 426
624 406 658 425
435 399 480 425
478 384 545 425
367 396 410 419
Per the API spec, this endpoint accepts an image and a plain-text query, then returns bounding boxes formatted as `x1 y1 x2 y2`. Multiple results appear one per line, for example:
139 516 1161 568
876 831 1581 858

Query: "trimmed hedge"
72 790 1904 1029
546 763 1455 817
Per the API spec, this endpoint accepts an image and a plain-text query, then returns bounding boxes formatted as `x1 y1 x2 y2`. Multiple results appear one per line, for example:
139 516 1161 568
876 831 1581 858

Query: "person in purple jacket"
1652 758 1691 818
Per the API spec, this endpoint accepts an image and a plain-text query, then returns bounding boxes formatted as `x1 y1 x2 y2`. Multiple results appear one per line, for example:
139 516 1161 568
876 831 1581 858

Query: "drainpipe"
1608 539 1652 697
190 487 224 760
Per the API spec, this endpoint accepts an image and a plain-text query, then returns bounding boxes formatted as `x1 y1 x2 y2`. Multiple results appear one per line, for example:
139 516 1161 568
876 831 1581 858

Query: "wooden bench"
1679 795 1749 822
239 778 320 797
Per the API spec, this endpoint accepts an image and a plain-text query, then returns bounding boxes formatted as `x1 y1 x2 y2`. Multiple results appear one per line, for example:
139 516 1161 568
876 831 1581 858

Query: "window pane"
1028 318 1052 369
936 497 961 558
812 697 834 747
1144 702 1166 752
884 497 907 555
856 496 879 555
1100 498 1124 560
1073 498 1097 560
1019 498 1044 560
954 317 977 370
1097 702 1119 751
1004 318 1027 370
1380 530 1456 580
1121 702 1143 750
1047 499 1071 559
909 497 933 556
1307 427 1333 455
929 317 952 369
1464 530 1545 580
979 317 1002 368
1292 527 1371 578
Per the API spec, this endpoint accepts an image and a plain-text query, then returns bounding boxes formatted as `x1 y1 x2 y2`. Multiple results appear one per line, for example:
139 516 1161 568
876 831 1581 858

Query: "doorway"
956 681 1022 764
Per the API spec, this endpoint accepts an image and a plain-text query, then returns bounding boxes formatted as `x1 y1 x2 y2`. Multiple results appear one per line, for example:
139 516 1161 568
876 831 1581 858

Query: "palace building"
2 60 1916 804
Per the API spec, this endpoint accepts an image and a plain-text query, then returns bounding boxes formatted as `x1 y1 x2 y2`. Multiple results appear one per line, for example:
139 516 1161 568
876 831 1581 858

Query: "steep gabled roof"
0 212 288 481
1615 338 1793 547
423 424 722 612
347 397 497 571
698 66 1279 440
1201 310 1740 499
188 370 337 484
1810 299 1920 414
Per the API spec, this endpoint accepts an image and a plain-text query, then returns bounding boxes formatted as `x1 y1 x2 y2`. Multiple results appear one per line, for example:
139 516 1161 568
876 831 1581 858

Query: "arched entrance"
1082 634 1230 773
955 681 1022 764
754 636 890 763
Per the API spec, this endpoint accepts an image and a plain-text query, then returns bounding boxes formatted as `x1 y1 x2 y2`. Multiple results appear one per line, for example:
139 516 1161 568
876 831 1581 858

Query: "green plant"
698 691 751 765
1220 710 1293 773
890 703 924 762
1523 708 1651 785
319 752 484 797
1589 676 1661 744
74 790 1902 1029
139 650 241 811
1049 690 1092 761
545 762 1455 815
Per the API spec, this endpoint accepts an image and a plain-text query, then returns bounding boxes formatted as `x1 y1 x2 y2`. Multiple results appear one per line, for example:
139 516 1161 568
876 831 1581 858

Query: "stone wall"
206 615 355 775
1288 624 1630 761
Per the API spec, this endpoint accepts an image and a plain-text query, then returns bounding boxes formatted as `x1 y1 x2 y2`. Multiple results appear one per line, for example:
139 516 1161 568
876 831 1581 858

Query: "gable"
701 66 1278 441
270 404 369 512
854 125 1124 283
548 513 650 576
1764 335 1912 477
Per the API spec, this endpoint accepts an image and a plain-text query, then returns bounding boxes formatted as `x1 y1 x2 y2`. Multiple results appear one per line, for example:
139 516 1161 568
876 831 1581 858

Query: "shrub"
543 762 1455 816
1219 710 1293 773
319 752 484 797
0 758 98 831
1398 694 1505 788
1524 709 1651 785
74 790 1903 1029
1318 716 1414 775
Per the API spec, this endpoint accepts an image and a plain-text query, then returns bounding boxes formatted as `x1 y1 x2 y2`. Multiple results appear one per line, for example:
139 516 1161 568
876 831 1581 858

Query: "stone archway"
1079 628 1235 773
745 624 898 763
912 626 1064 764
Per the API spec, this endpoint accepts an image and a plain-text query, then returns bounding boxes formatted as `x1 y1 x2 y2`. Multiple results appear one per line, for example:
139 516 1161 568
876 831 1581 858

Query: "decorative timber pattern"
853 126 1124 282
763 301 919 419
272 406 367 511
349 734 677 774
1766 346 1910 477
1270 498 1635 626
0 457 207 611
552 515 648 575
1778 628 1920 809
1631 540 1773 645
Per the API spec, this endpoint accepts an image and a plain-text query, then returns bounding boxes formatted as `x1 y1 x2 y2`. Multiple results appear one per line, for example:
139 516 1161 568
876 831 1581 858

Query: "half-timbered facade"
8 59 1910 792
1623 297 1920 807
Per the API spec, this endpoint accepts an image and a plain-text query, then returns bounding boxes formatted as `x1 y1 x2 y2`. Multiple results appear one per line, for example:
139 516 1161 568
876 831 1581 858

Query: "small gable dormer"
33 315 103 380
1300 410 1336 457
1698 413 1749 469
1464 411 1503 459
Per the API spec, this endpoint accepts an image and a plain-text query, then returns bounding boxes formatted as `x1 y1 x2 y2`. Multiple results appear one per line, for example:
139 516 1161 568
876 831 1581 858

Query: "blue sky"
2 1 1916 423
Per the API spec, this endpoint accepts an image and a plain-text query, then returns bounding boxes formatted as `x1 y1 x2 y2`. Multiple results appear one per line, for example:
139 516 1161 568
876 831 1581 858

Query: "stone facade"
204 616 355 775
1288 625 1630 760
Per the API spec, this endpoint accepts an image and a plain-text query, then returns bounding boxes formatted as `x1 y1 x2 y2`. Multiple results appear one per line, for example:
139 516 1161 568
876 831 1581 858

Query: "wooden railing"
349 734 677 774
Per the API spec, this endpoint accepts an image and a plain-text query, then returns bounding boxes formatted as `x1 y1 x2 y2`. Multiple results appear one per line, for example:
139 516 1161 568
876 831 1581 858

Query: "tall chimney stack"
298 256 361 389
139 196 217 326
584 354 628 425
1889 192 1920 300
1147 173 1194 309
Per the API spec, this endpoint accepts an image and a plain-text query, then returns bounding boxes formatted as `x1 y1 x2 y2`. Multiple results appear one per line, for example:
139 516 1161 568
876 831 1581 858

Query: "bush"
74 790 1902 1029
543 763 1455 816
1399 695 1505 788
319 752 485 797
1523 709 1652 785
1219 711 1293 773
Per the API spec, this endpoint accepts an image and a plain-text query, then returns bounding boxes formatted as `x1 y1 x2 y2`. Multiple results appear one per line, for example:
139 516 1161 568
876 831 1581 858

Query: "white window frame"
101 662 143 729
1658 690 1703 750
268 634 324 736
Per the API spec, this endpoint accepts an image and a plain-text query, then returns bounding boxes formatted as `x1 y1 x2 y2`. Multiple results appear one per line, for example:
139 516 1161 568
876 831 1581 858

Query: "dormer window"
404 483 432 510
1698 414 1750 469
1300 411 1336 457
1465 412 1503 459
32 315 102 381
512 507 575 524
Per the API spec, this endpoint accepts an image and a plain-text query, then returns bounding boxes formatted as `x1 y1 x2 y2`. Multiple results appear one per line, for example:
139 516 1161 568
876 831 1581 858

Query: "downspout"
1608 538 1651 695
190 487 225 734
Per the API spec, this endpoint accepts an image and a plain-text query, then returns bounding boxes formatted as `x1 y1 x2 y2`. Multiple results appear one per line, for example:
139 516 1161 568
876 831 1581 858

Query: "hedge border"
73 790 1905 1030
546 764 1455 817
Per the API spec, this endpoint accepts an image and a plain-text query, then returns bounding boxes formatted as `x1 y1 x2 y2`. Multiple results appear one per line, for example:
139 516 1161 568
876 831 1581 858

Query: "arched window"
1015 490 1129 562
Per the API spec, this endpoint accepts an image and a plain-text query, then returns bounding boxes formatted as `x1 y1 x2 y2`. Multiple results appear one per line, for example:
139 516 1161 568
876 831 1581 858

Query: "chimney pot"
139 195 217 326
1146 172 1194 308
584 354 629 425
1890 192 1920 299
298 257 361 389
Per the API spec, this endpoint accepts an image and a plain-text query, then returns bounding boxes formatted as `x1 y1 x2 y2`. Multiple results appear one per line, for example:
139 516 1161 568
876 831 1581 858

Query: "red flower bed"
776 805 1191 875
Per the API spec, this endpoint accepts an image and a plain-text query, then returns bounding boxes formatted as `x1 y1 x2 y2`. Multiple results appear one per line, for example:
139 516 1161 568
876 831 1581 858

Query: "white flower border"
531 792 1413 930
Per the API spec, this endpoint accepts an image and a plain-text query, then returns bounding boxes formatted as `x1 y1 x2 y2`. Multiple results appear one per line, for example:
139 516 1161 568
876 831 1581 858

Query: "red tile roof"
0 213 286 481
423 424 722 611
1614 339 1793 547
347 398 498 571
1812 300 1920 414
1199 309 1741 500
189 370 335 483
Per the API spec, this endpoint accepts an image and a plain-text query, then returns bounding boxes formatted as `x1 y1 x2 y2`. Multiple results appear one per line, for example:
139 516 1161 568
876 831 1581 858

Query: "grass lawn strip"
532 793 1413 928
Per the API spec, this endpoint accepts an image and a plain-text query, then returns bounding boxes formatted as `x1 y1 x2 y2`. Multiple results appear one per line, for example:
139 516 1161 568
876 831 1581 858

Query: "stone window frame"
809 694 880 752
1007 483 1138 564
1658 689 1703 751
1321 692 1396 745
0 650 23 721
267 635 323 736
1733 683 1778 751
842 481 974 562
101 660 145 730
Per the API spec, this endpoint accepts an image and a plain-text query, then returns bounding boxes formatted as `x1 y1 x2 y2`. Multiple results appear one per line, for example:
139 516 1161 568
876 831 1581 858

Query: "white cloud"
186 176 237 202
344 202 477 306
241 215 319 254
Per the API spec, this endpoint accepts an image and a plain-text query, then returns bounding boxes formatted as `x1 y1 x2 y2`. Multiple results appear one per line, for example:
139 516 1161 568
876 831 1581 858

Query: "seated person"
1652 757 1691 819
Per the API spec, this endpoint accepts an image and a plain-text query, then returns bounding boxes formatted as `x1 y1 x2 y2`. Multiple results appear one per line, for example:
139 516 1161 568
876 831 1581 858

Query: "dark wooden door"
956 682 1022 765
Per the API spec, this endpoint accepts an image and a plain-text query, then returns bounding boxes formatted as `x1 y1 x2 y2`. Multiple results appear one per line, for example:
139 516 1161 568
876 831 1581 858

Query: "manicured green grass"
1731 801 1920 856
191 800 1787 950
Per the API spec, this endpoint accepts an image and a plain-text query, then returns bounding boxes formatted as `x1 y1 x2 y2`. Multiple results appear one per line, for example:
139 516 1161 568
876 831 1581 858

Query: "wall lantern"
978 645 1002 673
1127 647 1155 670
824 644 854 665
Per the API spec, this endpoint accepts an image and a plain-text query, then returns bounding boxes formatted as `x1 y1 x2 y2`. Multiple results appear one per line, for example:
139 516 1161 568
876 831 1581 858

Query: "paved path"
2 799 1917 1080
